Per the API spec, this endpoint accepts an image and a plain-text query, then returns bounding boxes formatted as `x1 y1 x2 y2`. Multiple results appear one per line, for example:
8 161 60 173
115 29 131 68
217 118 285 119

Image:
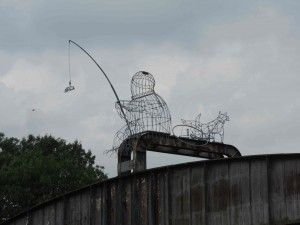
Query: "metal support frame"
117 131 241 176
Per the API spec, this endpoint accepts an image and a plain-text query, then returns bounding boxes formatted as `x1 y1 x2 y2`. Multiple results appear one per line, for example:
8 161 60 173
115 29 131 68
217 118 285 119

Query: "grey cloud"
169 7 300 157
1 1 300 177
0 0 265 52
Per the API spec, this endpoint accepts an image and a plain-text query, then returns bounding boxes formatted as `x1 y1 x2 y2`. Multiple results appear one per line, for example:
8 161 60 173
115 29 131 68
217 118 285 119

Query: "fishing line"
68 40 71 84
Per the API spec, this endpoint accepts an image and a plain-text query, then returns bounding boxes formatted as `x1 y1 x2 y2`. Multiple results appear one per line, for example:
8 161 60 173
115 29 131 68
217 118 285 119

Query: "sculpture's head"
131 71 155 98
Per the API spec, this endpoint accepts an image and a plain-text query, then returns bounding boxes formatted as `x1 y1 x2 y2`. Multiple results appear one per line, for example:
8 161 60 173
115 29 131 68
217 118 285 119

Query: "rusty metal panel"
228 161 251 225
115 178 131 225
109 182 117 225
5 154 300 225
119 160 134 173
239 161 251 225
81 191 90 225
64 195 75 225
285 158 300 221
125 178 133 225
102 183 108 225
164 171 170 225
157 173 164 225
55 199 64 225
14 217 27 225
147 173 155 225
91 185 102 225
158 171 170 225
172 167 190 225
250 159 269 225
207 162 230 225
43 204 55 225
148 172 169 225
92 183 108 225
132 175 147 225
190 165 205 225
89 187 96 225
269 158 287 223
76 194 82 224
31 208 43 225
115 180 122 225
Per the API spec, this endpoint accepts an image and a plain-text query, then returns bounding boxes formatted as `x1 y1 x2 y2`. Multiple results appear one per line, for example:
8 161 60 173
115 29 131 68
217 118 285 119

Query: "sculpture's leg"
133 145 146 172
118 140 132 176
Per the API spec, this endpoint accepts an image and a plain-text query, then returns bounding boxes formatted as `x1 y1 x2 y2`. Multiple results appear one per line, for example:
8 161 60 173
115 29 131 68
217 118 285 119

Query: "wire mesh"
111 71 172 152
180 111 229 143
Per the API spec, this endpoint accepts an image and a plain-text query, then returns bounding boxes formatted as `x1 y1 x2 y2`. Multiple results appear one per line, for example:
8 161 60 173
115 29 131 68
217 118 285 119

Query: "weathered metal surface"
228 161 251 225
118 160 134 174
43 204 55 225
14 216 27 225
118 131 241 175
251 159 269 224
55 199 64 225
3 154 300 225
124 131 241 158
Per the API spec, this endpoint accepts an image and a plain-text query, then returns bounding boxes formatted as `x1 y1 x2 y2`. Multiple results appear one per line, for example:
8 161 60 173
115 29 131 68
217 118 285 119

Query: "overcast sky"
1 0 300 177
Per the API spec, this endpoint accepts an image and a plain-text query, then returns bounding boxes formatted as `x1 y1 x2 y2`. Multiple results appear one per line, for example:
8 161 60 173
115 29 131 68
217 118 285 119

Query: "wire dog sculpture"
112 71 172 152
175 111 229 143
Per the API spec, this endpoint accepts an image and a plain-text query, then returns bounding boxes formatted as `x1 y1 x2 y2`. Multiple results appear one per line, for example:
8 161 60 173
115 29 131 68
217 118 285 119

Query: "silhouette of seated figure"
112 71 171 151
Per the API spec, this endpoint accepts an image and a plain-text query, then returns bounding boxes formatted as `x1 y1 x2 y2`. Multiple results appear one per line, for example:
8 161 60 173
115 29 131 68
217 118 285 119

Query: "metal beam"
118 131 241 175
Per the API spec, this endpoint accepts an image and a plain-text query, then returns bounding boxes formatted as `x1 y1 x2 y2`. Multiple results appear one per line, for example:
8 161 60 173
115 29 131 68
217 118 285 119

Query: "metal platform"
117 131 241 175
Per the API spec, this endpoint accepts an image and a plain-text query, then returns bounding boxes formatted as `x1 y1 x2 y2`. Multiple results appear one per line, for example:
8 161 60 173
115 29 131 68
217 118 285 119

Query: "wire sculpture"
112 71 172 151
175 111 229 143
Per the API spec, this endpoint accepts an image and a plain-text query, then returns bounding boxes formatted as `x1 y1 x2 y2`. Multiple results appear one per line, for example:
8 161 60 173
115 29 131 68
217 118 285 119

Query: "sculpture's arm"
115 100 131 119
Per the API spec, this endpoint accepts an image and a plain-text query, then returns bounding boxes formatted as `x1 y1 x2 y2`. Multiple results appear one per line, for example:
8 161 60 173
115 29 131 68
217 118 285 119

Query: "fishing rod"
65 40 133 141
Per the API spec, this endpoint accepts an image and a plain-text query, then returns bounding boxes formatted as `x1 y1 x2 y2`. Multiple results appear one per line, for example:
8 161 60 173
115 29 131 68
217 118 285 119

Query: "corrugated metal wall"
3 154 300 225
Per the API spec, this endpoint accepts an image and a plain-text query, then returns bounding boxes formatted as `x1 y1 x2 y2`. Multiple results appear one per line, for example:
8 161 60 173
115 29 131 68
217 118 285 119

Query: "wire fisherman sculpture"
112 71 172 151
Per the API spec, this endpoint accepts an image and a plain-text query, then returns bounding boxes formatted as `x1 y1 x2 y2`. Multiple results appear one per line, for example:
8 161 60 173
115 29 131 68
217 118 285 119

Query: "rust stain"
212 179 229 211
95 197 101 211
286 173 300 196
231 184 239 205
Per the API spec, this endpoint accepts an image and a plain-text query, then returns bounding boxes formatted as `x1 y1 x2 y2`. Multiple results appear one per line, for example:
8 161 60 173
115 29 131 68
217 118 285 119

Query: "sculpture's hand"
115 100 131 119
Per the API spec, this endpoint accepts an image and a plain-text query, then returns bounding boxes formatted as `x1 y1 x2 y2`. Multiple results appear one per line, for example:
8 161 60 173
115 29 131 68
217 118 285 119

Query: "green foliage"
0 133 107 222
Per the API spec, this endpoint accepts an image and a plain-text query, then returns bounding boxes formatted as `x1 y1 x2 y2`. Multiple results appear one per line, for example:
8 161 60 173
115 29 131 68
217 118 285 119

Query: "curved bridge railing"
2 153 300 225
